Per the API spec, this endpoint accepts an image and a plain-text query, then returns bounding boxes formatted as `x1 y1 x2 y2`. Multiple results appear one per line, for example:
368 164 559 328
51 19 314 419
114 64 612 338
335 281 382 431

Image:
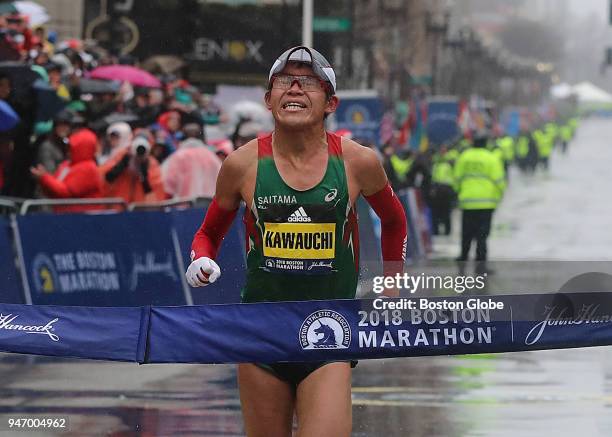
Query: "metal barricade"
19 198 128 215
129 197 196 212
128 197 212 212
0 197 18 215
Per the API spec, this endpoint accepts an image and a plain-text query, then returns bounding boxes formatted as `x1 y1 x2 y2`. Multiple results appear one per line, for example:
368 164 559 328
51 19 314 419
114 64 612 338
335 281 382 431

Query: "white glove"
186 256 221 287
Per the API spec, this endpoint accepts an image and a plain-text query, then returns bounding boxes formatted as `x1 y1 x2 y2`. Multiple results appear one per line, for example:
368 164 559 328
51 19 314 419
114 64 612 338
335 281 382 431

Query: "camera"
131 136 151 157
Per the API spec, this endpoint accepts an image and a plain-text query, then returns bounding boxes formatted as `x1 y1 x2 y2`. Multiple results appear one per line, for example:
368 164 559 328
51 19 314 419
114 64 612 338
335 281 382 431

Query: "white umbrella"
15 1 49 27
227 100 272 129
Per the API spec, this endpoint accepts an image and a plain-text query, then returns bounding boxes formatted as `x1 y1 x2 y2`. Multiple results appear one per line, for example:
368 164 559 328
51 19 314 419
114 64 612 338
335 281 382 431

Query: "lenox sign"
192 38 264 63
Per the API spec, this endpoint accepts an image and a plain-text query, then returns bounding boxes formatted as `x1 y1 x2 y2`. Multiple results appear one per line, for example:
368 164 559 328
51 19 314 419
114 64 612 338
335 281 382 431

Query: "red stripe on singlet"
327 132 343 156
257 134 273 158
259 132 343 157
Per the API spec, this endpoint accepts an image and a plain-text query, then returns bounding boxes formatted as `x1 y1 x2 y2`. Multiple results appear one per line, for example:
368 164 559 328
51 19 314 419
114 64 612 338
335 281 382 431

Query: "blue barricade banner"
171 207 244 304
0 217 24 304
427 98 459 146
334 92 383 145
17 212 187 306
146 292 612 364
0 303 147 362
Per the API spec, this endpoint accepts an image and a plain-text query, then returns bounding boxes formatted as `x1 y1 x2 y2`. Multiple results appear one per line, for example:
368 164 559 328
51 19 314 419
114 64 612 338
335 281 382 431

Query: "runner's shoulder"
220 139 258 177
340 137 382 173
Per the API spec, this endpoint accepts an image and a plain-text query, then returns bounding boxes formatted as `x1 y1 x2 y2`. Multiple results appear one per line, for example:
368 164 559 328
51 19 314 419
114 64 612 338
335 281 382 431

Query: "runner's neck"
272 126 327 158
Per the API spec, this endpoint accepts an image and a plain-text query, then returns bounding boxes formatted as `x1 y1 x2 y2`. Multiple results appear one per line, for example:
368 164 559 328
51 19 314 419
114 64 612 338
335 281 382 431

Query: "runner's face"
265 62 338 129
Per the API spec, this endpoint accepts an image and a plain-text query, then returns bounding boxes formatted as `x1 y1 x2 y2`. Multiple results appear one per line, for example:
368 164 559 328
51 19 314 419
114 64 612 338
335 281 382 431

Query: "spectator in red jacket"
30 128 103 213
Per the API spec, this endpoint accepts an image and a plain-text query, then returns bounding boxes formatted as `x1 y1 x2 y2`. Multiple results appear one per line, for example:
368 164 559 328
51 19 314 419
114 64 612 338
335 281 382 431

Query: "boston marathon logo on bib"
300 310 351 350
261 203 336 274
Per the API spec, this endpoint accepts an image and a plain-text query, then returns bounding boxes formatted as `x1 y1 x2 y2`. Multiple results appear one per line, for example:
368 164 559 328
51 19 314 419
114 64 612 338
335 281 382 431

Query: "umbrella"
0 62 40 100
79 78 121 94
103 112 139 126
0 100 19 131
32 79 67 121
227 100 272 128
89 65 162 88
14 1 49 26
89 112 140 132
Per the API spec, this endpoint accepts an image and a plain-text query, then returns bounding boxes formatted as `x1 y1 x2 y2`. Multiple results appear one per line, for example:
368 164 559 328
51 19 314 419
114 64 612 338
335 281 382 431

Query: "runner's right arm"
187 146 249 287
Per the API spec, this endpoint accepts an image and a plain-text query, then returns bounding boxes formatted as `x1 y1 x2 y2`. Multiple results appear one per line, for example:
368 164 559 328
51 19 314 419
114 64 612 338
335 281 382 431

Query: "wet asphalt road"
2 118 612 436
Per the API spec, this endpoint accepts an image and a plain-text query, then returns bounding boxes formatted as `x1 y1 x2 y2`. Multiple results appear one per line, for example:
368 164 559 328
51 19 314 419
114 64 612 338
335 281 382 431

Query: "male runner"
186 46 407 437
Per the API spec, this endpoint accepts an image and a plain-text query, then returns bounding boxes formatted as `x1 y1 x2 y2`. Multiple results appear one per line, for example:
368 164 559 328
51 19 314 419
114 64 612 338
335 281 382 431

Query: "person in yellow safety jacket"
496 135 515 180
515 133 530 172
568 117 579 137
559 124 572 154
454 135 505 268
533 128 553 170
544 122 559 147
457 137 472 153
445 147 460 165
387 149 414 190
488 139 505 176
430 146 456 235
497 136 515 163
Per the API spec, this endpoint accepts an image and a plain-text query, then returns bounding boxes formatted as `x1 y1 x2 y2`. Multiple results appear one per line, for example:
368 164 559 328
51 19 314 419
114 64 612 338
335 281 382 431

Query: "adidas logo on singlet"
288 207 312 223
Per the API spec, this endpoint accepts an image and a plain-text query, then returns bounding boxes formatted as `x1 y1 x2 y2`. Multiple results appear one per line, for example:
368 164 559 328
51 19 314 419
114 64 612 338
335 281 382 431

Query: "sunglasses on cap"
270 74 330 93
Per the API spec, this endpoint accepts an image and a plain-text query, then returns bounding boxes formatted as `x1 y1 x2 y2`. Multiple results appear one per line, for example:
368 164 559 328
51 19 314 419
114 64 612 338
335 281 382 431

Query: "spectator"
29 128 103 213
99 130 166 204
99 121 132 164
46 62 70 100
150 128 172 164
35 110 71 174
126 88 160 126
156 110 183 153
161 123 221 199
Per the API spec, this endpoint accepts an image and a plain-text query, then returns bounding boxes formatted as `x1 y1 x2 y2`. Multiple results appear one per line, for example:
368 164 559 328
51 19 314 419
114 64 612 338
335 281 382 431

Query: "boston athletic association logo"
300 310 351 350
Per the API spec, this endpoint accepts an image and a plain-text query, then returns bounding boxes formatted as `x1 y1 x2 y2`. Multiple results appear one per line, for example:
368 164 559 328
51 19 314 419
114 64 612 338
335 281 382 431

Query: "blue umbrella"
0 100 19 132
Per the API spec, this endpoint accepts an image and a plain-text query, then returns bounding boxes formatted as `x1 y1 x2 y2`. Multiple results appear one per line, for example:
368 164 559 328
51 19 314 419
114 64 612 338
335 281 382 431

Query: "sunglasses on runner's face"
270 74 328 92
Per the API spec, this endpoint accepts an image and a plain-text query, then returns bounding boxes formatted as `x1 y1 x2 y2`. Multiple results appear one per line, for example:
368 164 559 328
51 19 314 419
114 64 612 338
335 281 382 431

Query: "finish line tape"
0 293 611 364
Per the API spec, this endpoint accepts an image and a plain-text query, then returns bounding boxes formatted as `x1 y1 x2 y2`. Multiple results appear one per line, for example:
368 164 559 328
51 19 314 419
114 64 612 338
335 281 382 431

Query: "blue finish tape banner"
17 212 187 306
147 292 612 363
0 217 23 304
0 303 148 362
2 293 612 364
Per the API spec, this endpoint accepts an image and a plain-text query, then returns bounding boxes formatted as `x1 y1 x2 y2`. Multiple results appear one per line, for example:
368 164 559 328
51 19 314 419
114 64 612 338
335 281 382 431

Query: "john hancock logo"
300 310 351 350
0 314 59 342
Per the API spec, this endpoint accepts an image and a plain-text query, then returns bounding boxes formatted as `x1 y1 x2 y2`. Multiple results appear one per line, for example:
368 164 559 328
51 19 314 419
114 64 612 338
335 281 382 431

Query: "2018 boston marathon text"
356 297 503 348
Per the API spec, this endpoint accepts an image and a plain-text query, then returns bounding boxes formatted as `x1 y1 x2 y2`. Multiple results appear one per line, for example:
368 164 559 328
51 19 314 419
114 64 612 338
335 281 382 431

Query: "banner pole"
11 216 32 305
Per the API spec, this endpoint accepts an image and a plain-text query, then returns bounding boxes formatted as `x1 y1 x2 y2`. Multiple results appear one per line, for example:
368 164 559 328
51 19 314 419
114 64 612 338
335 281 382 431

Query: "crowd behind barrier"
0 189 432 307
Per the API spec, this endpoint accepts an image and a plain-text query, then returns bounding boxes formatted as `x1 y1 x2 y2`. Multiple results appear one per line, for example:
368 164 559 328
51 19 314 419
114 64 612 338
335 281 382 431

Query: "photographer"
99 130 166 204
